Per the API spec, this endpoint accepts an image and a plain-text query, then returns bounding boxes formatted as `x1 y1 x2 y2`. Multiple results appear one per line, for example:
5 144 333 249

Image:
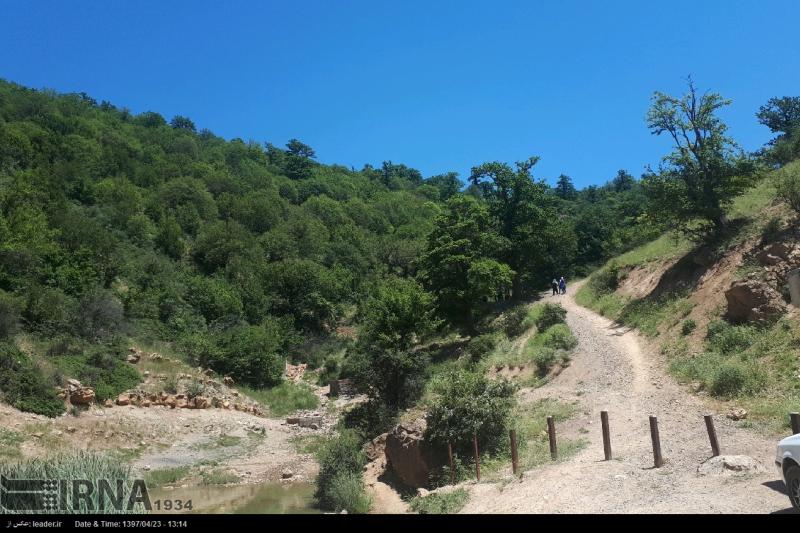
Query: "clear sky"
2 0 799 188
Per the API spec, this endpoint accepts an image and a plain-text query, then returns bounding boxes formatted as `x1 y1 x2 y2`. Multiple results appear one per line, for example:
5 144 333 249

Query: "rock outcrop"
384 419 442 488
725 278 786 322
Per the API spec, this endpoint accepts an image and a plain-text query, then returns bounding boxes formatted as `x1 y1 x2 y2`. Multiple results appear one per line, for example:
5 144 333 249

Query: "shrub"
425 369 516 453
349 348 428 409
0 343 65 417
533 303 567 331
323 472 372 514
341 400 397 441
23 286 73 333
775 162 800 214
0 292 21 339
588 264 620 294
681 319 697 336
315 430 370 513
538 324 577 351
502 306 530 337
532 347 558 376
210 323 287 387
706 320 755 355
467 333 501 361
163 375 178 395
54 348 141 402
186 379 205 399
75 290 125 341
710 364 746 397
410 488 469 514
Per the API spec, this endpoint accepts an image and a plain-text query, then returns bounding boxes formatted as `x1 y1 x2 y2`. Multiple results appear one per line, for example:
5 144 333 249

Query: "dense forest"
1 78 797 426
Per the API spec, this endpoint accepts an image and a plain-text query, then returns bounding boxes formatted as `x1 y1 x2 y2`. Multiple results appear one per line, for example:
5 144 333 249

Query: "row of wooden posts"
448 411 800 483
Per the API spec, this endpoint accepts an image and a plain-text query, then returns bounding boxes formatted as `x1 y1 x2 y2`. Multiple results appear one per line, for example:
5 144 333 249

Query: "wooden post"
547 416 557 460
447 441 455 485
649 416 663 468
600 410 612 461
509 430 519 476
473 433 481 481
791 412 800 435
704 414 721 457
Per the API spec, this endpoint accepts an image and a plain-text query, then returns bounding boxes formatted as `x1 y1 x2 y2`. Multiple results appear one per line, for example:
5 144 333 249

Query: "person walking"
559 276 566 295
551 278 559 296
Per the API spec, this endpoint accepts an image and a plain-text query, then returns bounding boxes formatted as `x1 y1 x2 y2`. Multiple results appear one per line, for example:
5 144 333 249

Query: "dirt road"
461 282 795 514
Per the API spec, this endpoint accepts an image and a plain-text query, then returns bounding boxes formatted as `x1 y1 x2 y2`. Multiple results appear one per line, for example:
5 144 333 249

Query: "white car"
776 433 800 511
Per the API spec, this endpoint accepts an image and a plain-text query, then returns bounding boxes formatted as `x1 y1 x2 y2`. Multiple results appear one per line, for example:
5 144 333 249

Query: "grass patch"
0 343 66 417
291 434 328 455
477 398 584 480
409 488 469 514
0 429 24 461
200 468 239 485
144 466 189 488
0 452 143 513
242 381 319 418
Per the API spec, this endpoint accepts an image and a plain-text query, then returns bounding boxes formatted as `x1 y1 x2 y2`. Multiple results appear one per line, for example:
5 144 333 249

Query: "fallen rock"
727 408 748 421
70 387 96 405
195 396 211 409
697 455 765 477
116 394 130 406
126 353 140 364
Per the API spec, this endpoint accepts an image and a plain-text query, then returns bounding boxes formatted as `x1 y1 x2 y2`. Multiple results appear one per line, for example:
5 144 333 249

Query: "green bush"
0 343 65 417
468 333 501 361
410 488 469 514
538 324 577 351
186 379 205 399
425 369 516 453
588 264 620 294
0 291 22 339
706 320 756 355
349 348 428 409
775 162 800 213
52 348 141 402
681 319 697 336
315 430 370 513
163 375 178 394
532 347 558 376
533 303 567 331
323 472 372 514
502 306 530 337
710 364 747 397
210 323 287 387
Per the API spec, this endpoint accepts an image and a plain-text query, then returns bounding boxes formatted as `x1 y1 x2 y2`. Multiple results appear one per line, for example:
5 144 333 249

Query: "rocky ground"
458 281 796 513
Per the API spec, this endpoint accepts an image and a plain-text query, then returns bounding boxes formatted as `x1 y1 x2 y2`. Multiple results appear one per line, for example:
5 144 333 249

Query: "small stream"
150 482 320 514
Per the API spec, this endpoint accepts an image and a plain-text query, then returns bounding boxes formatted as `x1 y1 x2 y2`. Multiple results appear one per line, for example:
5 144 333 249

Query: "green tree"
555 174 577 200
418 196 512 330
643 79 756 236
757 96 800 136
469 158 574 298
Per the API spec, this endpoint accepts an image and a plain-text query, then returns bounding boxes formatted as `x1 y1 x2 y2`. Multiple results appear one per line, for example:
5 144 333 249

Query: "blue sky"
2 0 799 188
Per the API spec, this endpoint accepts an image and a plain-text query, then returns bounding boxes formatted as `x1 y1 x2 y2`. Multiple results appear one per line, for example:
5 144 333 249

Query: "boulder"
297 416 323 428
756 242 792 266
69 387 95 405
126 353 140 364
164 396 177 408
195 396 211 409
104 399 114 408
116 394 131 406
725 279 786 322
384 419 443 488
176 399 189 409
697 455 765 477
67 378 82 388
222 400 231 409
727 408 748 421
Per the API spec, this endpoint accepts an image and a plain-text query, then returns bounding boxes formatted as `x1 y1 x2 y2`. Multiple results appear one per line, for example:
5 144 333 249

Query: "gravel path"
461 281 795 514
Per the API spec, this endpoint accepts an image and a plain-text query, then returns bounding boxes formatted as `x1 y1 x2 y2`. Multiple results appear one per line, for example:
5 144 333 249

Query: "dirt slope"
460 281 794 514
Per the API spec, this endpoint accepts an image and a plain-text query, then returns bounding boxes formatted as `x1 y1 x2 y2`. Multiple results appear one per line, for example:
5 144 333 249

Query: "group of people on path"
551 276 567 295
